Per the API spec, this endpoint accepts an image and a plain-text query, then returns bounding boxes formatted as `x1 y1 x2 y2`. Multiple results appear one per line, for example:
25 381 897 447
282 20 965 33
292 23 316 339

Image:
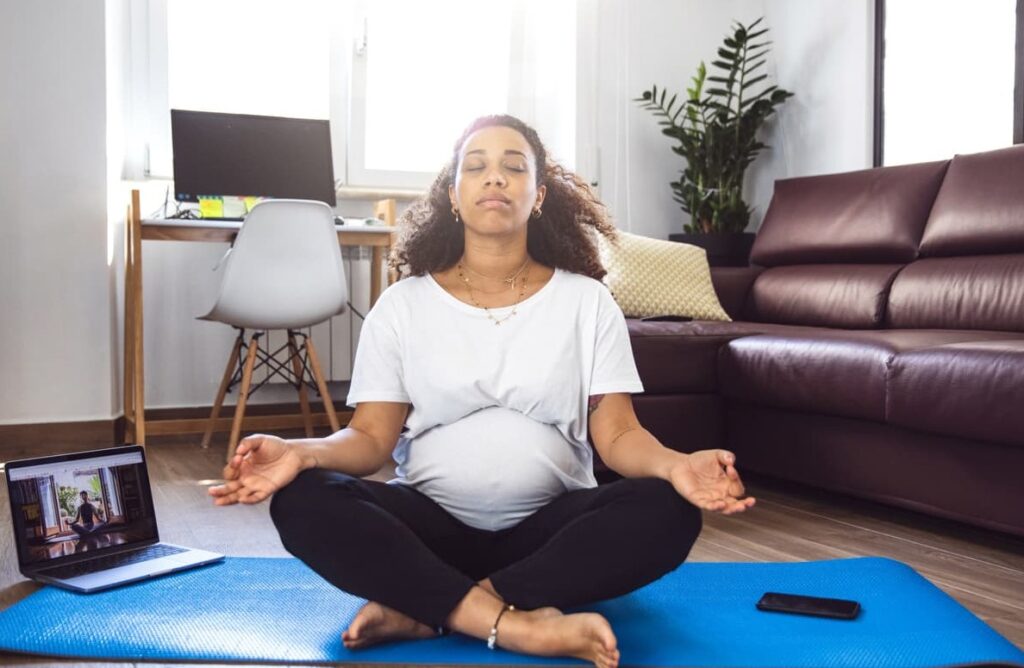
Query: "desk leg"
370 246 383 308
130 190 146 445
123 202 135 444
387 231 398 285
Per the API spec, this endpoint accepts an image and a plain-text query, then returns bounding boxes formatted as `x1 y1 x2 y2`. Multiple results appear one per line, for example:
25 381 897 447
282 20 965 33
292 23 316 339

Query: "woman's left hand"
667 449 756 514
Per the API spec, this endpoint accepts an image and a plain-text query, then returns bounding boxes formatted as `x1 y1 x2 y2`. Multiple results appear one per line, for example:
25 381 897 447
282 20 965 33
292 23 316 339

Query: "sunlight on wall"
167 0 330 120
363 0 512 172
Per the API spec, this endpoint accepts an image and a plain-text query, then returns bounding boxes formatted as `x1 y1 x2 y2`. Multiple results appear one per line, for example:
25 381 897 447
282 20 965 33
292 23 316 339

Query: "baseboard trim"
0 402 344 461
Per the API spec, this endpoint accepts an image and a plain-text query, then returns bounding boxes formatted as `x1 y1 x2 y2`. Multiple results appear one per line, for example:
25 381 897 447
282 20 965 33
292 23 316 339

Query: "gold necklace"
459 256 530 287
457 261 531 326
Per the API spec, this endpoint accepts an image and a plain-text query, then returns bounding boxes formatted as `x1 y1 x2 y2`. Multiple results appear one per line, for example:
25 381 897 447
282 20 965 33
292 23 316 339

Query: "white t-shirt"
346 267 644 530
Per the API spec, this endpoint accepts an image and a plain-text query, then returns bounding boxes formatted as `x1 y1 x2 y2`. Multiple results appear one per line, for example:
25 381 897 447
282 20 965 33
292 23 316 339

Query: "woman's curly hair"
389 115 618 281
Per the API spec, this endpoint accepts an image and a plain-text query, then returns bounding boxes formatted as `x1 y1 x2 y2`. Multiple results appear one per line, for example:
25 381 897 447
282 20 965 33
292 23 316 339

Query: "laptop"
4 445 224 593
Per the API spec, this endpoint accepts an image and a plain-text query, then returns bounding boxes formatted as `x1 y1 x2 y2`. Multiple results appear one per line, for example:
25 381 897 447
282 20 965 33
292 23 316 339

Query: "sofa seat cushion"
626 320 752 393
718 327 1023 421
888 340 1024 447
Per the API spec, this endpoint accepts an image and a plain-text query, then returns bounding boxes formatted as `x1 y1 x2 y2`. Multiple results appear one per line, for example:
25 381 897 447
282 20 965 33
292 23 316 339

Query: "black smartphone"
756 592 861 620
640 314 694 322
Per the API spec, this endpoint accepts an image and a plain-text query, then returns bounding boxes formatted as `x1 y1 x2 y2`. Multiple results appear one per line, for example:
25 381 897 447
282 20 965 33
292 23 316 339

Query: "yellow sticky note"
199 197 224 219
243 196 261 213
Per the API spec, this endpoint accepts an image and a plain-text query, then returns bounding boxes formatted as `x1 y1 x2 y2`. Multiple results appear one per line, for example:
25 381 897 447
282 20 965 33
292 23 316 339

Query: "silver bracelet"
486 603 515 650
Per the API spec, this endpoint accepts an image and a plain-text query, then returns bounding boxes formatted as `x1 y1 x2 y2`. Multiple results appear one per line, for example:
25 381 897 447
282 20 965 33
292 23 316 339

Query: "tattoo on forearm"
588 394 605 416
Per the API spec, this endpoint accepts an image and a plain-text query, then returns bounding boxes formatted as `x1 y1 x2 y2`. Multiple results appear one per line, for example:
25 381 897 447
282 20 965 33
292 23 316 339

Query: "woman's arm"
211 401 410 506
290 401 410 477
589 393 754 513
588 393 679 479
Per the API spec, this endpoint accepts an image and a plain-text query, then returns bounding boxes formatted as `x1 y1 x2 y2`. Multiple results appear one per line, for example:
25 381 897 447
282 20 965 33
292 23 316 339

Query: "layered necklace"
456 256 531 326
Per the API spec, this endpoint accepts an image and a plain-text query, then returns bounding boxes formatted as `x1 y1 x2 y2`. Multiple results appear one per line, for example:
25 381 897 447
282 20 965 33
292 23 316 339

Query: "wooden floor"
1 437 1022 666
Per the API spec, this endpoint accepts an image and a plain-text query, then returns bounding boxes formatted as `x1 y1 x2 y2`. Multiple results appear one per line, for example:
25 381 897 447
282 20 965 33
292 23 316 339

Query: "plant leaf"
743 60 766 76
742 74 768 89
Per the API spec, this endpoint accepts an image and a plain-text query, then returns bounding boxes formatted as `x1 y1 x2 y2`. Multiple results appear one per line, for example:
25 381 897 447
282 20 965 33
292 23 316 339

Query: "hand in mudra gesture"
668 449 755 515
208 434 306 506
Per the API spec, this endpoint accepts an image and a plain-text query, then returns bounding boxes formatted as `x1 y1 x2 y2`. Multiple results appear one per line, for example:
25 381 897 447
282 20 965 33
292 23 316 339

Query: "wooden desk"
123 190 398 445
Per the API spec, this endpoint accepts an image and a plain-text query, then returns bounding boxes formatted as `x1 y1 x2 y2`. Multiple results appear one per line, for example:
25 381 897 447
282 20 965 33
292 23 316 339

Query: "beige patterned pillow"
598 231 731 321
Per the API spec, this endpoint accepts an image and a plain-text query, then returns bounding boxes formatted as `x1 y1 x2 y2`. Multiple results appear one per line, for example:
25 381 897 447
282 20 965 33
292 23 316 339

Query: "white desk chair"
198 199 347 462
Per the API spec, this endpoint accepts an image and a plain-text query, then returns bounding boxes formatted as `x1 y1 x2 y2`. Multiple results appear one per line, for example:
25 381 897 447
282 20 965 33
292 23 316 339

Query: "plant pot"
668 232 756 267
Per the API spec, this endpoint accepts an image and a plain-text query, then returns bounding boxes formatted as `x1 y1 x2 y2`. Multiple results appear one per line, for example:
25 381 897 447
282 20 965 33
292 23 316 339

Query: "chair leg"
227 332 261 463
202 333 243 449
305 337 340 432
288 331 314 438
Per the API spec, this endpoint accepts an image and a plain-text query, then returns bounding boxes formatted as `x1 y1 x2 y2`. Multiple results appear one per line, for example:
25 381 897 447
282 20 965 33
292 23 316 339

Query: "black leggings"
270 469 702 629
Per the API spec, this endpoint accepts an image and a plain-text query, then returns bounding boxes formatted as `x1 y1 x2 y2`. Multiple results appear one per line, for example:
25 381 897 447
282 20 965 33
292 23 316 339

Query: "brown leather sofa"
619 144 1024 537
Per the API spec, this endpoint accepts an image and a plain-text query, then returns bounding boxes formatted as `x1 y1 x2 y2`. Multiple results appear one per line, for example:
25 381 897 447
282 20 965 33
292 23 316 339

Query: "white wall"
750 0 875 211
0 2 115 423
582 0 874 238
1 0 877 423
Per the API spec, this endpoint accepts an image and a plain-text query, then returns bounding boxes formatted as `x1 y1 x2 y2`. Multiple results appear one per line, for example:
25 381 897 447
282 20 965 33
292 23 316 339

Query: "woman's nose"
484 169 507 187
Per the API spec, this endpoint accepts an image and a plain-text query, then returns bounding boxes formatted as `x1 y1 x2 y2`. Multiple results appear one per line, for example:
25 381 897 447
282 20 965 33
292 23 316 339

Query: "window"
139 0 576 191
875 0 1022 166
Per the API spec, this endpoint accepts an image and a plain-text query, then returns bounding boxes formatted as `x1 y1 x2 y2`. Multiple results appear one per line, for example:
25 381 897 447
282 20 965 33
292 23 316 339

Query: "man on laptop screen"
5 445 222 593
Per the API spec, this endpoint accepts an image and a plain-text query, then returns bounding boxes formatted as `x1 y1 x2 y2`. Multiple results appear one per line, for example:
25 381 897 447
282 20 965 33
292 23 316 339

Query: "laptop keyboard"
41 544 187 579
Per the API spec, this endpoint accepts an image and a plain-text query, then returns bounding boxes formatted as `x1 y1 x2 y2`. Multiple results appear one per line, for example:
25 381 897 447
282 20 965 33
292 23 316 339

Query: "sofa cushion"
886 254 1024 332
718 327 1023 421
746 264 904 328
709 266 763 320
919 144 1024 257
626 320 750 393
599 232 731 321
725 406 1024 536
888 340 1024 447
750 160 949 267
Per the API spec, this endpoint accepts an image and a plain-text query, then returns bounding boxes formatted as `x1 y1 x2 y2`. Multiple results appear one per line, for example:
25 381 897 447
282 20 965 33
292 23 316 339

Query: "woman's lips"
478 198 511 209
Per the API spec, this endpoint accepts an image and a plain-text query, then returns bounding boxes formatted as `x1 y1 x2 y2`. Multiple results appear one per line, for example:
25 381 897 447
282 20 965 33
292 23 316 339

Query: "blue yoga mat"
0 557 1020 667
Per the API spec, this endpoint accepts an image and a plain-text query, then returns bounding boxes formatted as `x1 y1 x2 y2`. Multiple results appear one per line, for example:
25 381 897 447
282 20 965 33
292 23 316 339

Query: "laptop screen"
5 446 158 570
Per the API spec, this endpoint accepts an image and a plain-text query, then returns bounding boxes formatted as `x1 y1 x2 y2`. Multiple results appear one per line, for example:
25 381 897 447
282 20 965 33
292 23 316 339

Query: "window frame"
138 0 571 193
873 0 1024 166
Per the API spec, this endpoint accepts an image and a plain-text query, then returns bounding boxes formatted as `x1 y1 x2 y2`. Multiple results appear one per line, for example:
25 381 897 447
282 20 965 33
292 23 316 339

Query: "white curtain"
507 0 578 170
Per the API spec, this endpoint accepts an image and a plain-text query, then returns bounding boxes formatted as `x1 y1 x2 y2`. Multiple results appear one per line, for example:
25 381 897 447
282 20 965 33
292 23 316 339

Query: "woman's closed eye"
462 161 527 173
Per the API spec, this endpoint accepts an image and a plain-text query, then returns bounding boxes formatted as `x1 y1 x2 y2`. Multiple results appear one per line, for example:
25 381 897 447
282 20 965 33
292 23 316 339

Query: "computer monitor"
171 109 337 207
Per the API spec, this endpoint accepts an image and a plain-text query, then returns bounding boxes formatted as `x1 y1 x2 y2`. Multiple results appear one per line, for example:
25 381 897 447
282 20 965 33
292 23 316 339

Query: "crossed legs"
269 470 701 665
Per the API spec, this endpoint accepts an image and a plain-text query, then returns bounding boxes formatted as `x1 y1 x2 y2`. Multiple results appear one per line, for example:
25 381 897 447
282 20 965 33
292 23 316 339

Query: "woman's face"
449 125 546 237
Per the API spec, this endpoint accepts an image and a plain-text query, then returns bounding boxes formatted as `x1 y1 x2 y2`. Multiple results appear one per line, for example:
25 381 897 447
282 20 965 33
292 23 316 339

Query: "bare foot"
499 607 620 668
341 601 437 649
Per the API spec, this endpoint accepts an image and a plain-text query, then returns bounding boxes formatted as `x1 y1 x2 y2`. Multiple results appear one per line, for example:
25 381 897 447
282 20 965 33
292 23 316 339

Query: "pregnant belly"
398 406 584 530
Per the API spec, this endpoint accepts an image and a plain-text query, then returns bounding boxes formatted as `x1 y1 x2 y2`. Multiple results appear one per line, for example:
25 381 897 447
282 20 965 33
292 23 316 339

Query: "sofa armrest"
710 266 763 319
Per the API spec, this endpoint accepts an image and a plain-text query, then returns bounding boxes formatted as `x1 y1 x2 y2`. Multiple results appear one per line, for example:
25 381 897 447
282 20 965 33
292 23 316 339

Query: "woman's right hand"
208 434 310 506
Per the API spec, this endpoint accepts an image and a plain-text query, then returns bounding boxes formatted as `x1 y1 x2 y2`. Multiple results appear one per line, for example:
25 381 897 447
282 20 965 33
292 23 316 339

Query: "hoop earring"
452 206 460 223
532 207 542 219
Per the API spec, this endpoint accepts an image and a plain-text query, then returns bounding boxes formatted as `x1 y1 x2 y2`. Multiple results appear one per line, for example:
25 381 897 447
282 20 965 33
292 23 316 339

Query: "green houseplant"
636 18 792 264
